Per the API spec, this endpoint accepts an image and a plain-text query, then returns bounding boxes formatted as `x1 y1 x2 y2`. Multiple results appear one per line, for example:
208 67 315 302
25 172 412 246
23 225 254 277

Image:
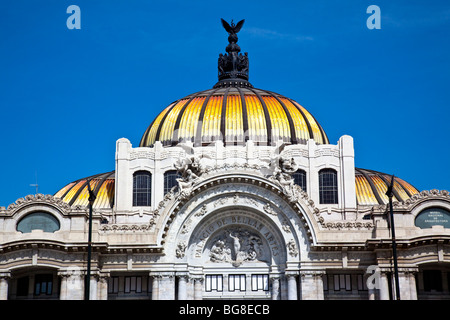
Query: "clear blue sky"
0 0 449 207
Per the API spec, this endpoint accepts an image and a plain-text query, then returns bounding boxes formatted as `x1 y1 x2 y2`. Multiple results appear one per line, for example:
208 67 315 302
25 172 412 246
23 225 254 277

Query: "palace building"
0 19 449 300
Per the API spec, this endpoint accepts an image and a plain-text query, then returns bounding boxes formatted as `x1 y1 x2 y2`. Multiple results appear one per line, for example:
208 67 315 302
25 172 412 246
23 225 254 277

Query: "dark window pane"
133 171 152 206
319 169 338 204
293 170 307 192
17 276 29 296
164 170 181 195
423 270 442 292
17 212 60 233
34 274 53 296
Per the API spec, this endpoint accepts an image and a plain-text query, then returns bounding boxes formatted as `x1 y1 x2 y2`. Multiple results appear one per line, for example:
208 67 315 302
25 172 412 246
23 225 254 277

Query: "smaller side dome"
355 168 419 205
54 171 115 209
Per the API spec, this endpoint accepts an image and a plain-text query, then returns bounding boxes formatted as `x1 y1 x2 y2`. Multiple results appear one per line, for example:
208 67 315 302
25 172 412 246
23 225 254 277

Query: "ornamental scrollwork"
6 194 72 214
286 239 298 257
176 241 187 259
100 221 155 232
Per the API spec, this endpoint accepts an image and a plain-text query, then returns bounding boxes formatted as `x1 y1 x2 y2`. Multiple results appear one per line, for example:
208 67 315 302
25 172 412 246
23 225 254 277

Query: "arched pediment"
154 171 323 250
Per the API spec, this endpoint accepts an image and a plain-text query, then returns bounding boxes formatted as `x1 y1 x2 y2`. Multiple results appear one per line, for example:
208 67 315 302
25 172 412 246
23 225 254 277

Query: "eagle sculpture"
221 18 245 35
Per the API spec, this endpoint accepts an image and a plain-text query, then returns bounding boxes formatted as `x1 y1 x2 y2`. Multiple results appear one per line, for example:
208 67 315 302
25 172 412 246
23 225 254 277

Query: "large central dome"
140 19 328 148
139 87 329 148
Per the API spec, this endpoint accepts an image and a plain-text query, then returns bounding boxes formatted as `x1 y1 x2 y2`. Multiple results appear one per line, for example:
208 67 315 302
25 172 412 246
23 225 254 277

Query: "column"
59 273 69 300
115 138 132 212
299 271 325 300
286 273 298 300
399 269 418 300
151 274 161 300
89 274 98 300
177 274 189 300
158 273 175 300
58 269 84 300
98 273 109 300
0 272 11 300
270 276 280 300
338 135 356 209
246 274 252 295
193 277 204 300
379 272 390 300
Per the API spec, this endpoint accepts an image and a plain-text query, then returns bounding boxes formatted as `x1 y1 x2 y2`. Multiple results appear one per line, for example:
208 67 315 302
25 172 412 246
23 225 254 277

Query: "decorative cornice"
372 189 450 212
366 235 450 250
322 221 373 230
100 222 155 233
4 193 84 215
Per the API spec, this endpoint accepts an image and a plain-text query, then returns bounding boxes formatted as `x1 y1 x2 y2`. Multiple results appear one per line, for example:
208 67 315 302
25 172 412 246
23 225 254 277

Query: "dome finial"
214 18 252 88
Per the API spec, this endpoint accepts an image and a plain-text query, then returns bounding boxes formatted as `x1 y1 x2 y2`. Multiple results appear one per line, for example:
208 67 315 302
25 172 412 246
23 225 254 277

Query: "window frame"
164 170 181 195
205 274 223 292
228 274 246 292
16 211 60 234
34 274 53 296
251 274 269 292
292 169 307 192
132 171 152 206
319 168 338 204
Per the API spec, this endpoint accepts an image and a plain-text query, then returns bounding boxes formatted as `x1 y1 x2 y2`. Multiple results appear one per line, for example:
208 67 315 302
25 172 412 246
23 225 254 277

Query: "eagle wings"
221 18 245 34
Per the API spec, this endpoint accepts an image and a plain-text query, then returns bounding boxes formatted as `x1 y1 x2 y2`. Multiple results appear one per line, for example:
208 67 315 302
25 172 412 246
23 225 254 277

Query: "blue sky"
0 0 449 207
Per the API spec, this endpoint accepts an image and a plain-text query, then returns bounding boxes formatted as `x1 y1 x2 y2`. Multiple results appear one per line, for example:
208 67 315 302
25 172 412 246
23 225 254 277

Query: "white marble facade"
0 135 449 300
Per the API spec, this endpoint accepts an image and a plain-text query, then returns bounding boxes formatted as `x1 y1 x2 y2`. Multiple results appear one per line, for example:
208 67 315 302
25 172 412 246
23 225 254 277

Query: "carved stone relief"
208 227 267 267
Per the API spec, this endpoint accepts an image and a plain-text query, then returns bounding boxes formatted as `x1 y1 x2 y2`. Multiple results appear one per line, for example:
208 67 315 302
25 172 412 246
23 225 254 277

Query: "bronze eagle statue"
221 18 245 35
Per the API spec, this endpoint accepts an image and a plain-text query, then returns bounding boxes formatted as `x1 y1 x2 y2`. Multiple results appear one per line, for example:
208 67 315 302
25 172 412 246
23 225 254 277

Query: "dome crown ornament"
214 18 252 88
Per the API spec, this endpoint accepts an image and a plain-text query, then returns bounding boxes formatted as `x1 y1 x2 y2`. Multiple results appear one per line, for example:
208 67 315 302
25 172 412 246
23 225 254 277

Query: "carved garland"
100 222 155 232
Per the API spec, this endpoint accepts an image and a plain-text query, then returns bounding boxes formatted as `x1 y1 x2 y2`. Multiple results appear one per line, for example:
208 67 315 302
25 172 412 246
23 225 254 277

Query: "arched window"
319 169 338 204
133 171 152 206
292 169 307 192
164 170 181 195
17 212 60 233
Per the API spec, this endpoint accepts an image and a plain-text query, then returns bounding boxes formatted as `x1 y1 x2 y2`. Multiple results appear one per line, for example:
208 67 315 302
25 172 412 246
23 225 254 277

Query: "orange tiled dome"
139 87 329 148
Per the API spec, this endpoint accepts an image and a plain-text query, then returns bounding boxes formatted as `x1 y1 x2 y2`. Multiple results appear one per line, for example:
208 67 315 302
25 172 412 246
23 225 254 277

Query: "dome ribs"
285 97 314 143
247 88 272 146
54 171 115 208
194 89 220 147
354 168 419 205
140 87 330 148
236 87 250 143
219 87 231 146
355 168 385 205
260 89 296 145
171 91 205 146
151 100 182 147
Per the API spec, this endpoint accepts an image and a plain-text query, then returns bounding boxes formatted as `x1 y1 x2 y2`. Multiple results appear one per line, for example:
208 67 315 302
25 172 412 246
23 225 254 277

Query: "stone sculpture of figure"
229 232 241 258
209 230 266 265
238 52 249 73
280 157 298 173
176 169 199 191
210 240 231 262
218 53 225 74
174 154 205 194
268 155 301 202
